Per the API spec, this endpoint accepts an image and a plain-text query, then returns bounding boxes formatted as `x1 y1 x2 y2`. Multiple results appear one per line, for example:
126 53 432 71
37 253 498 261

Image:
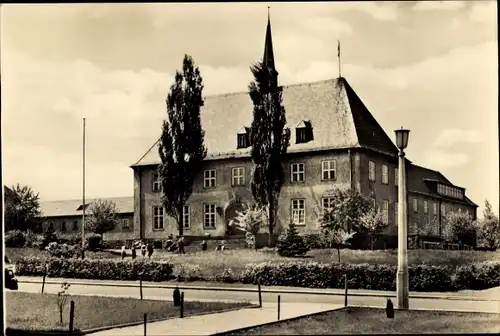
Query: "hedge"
15 257 174 282
15 257 500 292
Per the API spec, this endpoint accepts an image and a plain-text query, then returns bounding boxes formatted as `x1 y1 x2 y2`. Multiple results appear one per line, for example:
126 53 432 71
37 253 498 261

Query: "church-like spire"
263 6 276 72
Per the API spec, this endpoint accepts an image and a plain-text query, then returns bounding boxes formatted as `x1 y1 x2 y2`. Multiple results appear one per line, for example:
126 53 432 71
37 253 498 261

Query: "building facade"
130 17 477 245
40 197 134 241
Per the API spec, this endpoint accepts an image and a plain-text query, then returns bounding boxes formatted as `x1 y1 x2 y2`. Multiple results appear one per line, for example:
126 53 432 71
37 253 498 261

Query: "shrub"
101 240 126 250
240 261 463 292
22 230 39 248
87 234 102 250
5 230 26 247
276 223 309 257
303 233 327 249
452 261 500 290
45 242 83 259
245 232 256 249
15 256 174 281
40 230 58 250
175 264 203 282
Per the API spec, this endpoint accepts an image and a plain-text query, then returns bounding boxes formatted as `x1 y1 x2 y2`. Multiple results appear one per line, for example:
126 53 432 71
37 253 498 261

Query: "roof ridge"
202 77 339 100
40 196 133 203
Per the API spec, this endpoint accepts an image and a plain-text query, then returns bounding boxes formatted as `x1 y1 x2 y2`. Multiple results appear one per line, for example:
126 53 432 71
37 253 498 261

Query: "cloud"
421 149 470 169
432 129 485 148
469 1 497 22
302 17 352 35
412 1 466 11
338 2 399 21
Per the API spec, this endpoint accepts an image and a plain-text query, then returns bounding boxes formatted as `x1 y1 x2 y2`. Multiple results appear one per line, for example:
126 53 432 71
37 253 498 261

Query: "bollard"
258 278 262 308
144 313 147 336
140 276 143 300
277 295 281 321
69 300 75 334
41 273 46 294
180 292 185 318
344 274 348 307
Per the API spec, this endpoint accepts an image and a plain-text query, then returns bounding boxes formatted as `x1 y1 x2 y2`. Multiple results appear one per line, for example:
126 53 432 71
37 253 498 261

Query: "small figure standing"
131 245 137 259
386 298 394 318
173 286 181 307
201 240 207 251
141 242 147 257
178 237 185 254
147 243 154 259
120 245 126 260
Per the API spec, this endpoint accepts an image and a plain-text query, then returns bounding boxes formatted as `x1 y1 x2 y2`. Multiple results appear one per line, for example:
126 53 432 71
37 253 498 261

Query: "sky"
1 1 498 217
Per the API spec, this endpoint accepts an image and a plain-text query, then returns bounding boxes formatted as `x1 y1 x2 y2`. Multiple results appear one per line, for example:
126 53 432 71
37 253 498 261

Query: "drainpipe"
348 149 353 190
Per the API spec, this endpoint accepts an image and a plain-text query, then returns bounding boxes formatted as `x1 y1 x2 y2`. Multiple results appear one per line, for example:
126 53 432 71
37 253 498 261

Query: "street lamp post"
395 127 410 310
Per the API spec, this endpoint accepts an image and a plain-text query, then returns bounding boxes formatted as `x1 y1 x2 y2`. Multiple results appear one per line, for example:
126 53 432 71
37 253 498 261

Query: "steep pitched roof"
40 196 134 217
407 164 477 207
132 77 399 167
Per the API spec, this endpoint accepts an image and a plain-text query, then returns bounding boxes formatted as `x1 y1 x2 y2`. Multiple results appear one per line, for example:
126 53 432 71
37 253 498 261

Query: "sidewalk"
87 302 343 336
17 276 500 301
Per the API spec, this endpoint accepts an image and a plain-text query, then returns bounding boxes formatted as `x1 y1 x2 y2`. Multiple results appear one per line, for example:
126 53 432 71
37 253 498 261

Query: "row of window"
152 204 216 230
151 196 472 230
368 161 398 186
153 160 403 192
152 160 339 192
437 183 464 200
47 218 130 232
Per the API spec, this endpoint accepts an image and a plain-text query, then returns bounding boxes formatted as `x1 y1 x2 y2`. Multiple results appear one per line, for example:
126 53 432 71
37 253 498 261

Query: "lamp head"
394 127 410 150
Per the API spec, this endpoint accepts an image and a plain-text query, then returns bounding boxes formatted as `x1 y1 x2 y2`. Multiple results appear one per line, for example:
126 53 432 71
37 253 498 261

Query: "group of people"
119 237 229 259
121 241 154 260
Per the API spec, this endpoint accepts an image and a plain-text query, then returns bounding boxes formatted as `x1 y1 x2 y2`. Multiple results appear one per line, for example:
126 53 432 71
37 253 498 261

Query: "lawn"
229 307 500 335
9 247 500 282
5 247 119 263
5 291 252 333
149 248 500 278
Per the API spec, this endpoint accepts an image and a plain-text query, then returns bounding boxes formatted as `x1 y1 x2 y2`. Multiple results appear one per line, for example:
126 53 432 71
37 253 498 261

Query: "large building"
130 17 477 246
40 197 134 241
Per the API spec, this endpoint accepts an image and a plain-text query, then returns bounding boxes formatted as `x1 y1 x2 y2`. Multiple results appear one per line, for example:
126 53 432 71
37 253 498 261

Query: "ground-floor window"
183 205 190 229
291 199 305 225
204 204 217 228
153 206 164 230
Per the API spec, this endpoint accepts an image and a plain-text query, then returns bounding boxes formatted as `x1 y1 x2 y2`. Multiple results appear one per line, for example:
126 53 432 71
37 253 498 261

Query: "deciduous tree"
85 199 118 238
359 207 387 250
442 209 477 247
159 54 207 237
477 200 500 250
4 184 42 232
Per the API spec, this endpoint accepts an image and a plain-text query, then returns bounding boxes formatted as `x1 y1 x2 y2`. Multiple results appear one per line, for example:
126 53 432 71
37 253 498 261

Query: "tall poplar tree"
248 61 290 245
159 54 207 237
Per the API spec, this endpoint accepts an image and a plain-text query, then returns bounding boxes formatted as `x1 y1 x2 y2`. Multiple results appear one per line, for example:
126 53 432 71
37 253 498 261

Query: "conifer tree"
159 55 207 237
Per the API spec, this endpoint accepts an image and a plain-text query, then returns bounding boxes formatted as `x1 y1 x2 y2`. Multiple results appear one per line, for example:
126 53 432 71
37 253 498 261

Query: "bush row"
15 257 500 292
15 257 174 282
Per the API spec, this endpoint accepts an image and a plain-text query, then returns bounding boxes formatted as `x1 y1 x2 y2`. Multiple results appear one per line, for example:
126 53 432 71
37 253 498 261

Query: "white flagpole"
82 118 86 259
338 40 342 78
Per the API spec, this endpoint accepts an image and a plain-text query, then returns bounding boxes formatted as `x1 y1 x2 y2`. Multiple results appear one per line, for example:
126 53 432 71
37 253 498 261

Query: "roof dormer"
237 126 250 149
295 120 314 144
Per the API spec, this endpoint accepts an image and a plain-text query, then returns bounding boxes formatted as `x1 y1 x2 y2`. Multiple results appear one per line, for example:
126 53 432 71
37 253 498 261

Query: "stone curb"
19 278 498 302
80 304 259 335
211 306 347 336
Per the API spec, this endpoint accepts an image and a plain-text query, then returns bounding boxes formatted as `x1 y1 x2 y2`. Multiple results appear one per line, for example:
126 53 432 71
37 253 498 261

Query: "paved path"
87 302 343 336
15 278 500 313
17 276 500 300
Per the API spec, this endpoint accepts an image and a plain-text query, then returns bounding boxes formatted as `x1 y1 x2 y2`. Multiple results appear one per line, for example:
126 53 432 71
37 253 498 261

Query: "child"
141 243 147 257
131 245 137 259
120 245 126 260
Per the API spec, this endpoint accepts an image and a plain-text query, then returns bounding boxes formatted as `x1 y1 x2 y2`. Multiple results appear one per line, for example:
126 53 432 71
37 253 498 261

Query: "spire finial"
268 6 270 21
